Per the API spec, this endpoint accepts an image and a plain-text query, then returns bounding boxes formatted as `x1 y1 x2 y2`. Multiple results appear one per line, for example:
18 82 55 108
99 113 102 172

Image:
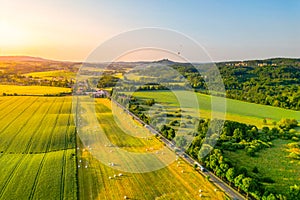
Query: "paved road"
112 99 245 200
181 152 245 200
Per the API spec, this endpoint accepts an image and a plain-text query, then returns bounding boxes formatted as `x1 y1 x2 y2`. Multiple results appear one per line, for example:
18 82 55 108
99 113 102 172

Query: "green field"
0 95 226 199
130 91 300 128
0 96 77 199
76 98 226 200
225 139 300 196
0 85 72 96
1 89 298 199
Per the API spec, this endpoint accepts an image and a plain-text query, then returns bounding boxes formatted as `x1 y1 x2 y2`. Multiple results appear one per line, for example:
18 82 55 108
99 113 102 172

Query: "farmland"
77 98 226 199
23 70 76 79
0 85 72 96
0 96 77 199
0 95 226 199
129 91 300 128
0 60 299 199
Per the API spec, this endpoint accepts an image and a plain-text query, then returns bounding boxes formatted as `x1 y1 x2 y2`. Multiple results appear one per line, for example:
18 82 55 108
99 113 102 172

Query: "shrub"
246 147 256 156
288 152 300 160
252 166 259 173
261 177 275 183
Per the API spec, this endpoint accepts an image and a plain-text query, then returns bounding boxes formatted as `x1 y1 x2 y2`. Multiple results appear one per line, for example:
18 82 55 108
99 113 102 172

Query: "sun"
0 20 28 47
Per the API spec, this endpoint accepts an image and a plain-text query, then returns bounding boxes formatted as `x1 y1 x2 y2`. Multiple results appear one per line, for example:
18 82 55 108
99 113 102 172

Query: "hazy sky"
0 0 299 62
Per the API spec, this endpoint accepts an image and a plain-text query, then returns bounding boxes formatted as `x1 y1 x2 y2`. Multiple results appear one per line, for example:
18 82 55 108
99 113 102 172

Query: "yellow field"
0 85 72 95
23 70 76 79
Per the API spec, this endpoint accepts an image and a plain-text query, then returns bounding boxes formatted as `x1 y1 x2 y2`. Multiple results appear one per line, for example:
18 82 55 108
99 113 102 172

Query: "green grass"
130 91 300 128
0 84 72 96
0 88 298 199
76 97 226 200
0 96 77 199
225 139 300 196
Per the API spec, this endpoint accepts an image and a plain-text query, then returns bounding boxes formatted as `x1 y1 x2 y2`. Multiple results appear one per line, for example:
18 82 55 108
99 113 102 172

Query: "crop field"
24 70 76 79
129 91 300 128
225 139 300 196
0 85 72 96
0 96 77 199
76 98 226 200
0 95 226 200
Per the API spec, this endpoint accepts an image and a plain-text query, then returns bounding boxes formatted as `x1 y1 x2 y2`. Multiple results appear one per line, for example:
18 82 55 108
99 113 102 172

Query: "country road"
112 99 245 200
180 152 245 200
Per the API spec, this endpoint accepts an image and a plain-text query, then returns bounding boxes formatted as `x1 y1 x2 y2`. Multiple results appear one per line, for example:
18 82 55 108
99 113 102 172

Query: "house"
91 90 106 98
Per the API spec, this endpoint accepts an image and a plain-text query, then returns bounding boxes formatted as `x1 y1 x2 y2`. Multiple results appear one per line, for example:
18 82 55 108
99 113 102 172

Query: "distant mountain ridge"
1 56 300 66
0 56 51 62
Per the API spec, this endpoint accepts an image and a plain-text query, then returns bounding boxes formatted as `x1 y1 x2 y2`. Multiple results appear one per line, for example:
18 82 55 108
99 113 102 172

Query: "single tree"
226 168 236 185
234 174 244 192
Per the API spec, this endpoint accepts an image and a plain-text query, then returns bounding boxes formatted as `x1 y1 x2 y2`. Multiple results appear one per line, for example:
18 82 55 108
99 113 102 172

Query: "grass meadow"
130 91 300 128
225 139 300 196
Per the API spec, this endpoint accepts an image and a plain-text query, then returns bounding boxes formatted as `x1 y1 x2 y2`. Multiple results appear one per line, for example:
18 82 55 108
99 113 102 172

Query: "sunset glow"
0 20 28 47
0 0 299 62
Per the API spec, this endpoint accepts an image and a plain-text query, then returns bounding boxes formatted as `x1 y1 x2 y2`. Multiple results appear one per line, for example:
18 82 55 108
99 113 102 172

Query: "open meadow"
130 91 300 128
225 139 300 196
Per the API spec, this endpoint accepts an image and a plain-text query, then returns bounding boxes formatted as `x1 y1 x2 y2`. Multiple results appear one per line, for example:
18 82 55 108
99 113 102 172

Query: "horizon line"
0 54 299 64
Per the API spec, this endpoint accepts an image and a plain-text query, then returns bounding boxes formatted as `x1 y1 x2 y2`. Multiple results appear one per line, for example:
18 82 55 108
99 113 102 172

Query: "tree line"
187 119 299 200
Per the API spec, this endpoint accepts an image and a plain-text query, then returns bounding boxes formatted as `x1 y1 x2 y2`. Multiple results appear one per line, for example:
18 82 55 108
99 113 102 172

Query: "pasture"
129 91 300 128
225 139 300 196
76 98 226 199
0 96 77 199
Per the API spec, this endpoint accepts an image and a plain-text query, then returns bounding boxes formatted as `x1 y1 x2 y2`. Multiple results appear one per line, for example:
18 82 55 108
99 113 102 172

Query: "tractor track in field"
0 155 27 198
60 99 71 200
0 96 13 106
0 96 38 136
2 97 44 152
28 152 47 200
29 98 65 200
22 98 57 154
74 97 81 200
60 150 67 200
0 96 26 119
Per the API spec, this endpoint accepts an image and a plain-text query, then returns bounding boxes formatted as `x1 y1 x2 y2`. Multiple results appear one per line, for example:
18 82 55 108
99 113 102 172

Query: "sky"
0 0 299 62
